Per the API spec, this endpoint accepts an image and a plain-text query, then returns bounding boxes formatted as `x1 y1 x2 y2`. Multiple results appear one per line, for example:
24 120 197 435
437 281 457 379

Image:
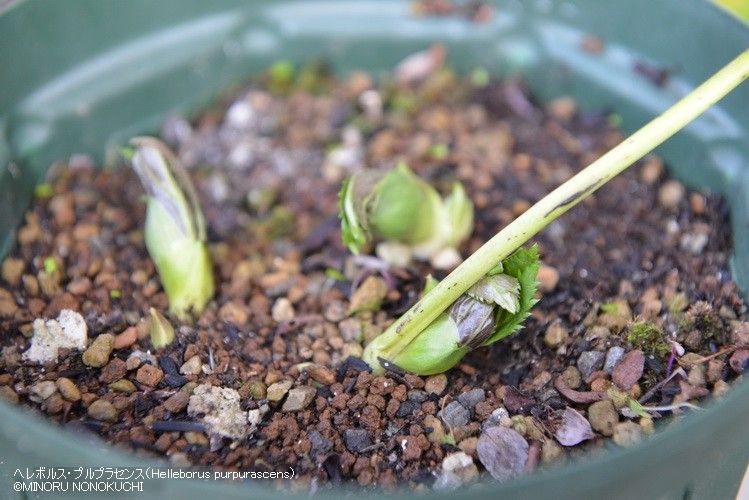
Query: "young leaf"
466 274 521 313
627 398 650 418
482 244 540 346
338 176 368 254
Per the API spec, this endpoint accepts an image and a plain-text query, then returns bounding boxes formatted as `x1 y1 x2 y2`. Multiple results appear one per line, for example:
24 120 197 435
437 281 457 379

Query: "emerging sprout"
34 183 54 200
339 162 473 269
149 307 175 349
43 256 58 274
127 137 214 320
267 60 295 94
362 245 539 375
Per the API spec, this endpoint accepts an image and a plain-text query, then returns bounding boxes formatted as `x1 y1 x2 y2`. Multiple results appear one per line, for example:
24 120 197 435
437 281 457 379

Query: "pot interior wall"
0 1 748 499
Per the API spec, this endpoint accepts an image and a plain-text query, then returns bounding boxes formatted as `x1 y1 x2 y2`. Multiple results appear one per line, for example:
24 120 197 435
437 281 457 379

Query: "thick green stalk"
367 49 749 367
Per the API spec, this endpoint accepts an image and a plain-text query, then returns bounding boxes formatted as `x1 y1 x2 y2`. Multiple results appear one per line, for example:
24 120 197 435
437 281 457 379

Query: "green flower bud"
338 163 473 266
368 164 442 244
129 137 214 320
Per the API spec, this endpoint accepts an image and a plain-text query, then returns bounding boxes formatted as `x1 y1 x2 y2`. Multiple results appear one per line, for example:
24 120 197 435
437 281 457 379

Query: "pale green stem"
373 48 749 361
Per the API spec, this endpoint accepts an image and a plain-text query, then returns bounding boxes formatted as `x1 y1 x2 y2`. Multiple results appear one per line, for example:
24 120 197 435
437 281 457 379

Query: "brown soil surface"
1 61 747 492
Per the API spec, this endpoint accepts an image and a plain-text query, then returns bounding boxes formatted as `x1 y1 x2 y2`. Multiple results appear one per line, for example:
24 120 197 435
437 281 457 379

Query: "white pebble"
23 310 87 364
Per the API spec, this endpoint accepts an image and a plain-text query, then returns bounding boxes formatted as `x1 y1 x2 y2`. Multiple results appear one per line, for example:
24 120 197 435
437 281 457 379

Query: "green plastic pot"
1 1 748 498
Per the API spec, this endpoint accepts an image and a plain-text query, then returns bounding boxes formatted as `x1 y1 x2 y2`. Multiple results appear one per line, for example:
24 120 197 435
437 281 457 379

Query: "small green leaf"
368 163 440 245
482 244 540 346
325 268 346 281
600 302 619 314
429 143 449 160
267 59 295 94
119 146 135 161
441 434 456 446
43 256 58 274
338 176 368 254
607 113 623 128
627 398 650 418
269 59 295 82
470 67 490 88
34 183 54 200
466 274 521 313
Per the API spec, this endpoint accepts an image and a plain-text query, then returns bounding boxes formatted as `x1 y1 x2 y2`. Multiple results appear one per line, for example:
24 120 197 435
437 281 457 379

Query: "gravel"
543 321 568 348
434 452 479 490
163 392 190 414
309 430 333 457
603 346 626 373
611 349 645 390
587 400 618 436
476 426 529 482
180 355 202 375
457 388 486 410
271 297 295 322
281 386 317 412
425 374 448 395
56 377 81 402
657 180 685 209
307 365 335 385
440 400 470 428
577 351 606 380
396 400 420 417
109 379 136 393
87 400 118 422
99 358 127 384
82 334 115 368
344 428 372 453
187 384 251 440
348 276 388 314
266 380 293 402
29 381 57 402
612 421 644 447
24 310 87 364
560 366 582 389
135 364 164 387
553 408 595 446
